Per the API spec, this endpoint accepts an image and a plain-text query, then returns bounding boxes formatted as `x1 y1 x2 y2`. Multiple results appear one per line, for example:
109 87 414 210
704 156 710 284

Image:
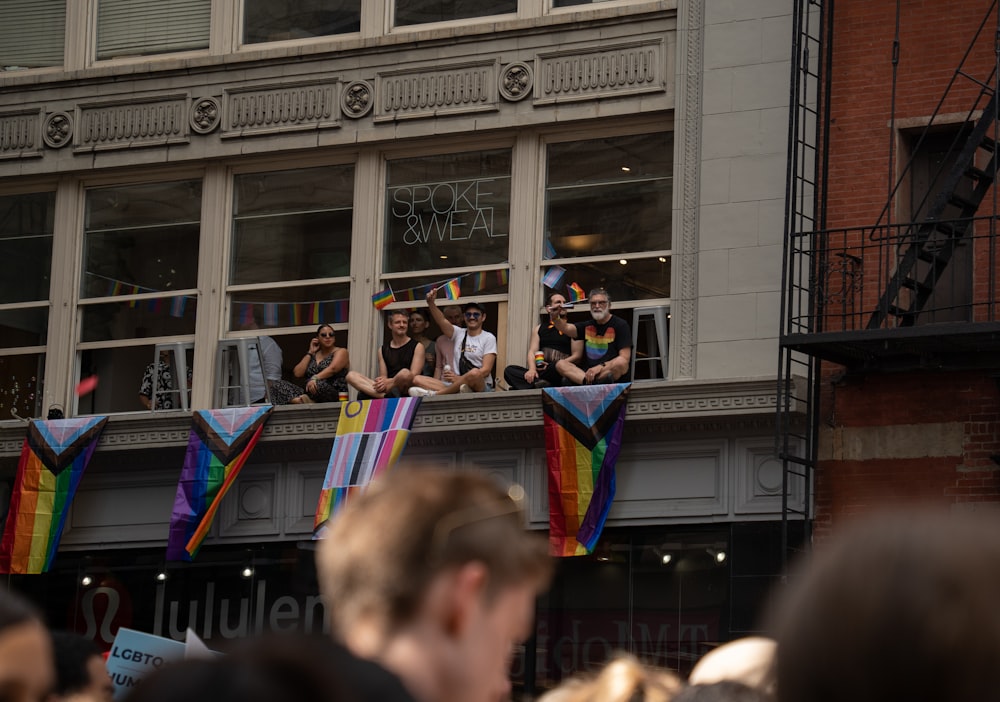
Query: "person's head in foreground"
537 654 682 702
51 631 114 702
0 589 54 702
688 636 775 695
316 467 552 702
772 508 1000 702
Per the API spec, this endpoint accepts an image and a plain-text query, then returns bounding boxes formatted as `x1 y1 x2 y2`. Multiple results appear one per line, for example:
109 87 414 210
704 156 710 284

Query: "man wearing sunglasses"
553 287 632 385
409 290 497 396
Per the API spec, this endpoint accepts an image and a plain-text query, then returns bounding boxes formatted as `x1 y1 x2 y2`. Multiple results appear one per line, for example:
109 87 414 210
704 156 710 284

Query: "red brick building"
780 0 1000 547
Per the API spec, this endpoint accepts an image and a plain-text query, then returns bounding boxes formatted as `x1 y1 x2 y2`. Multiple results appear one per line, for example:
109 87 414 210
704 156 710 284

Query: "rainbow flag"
497 269 509 286
542 384 630 557
0 417 109 574
166 406 272 561
441 278 462 301
567 281 586 302
372 288 395 310
332 299 349 323
473 271 487 291
313 398 422 538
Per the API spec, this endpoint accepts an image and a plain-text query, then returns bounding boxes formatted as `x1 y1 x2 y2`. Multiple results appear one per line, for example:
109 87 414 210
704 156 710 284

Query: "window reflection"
394 0 516 26
243 0 361 44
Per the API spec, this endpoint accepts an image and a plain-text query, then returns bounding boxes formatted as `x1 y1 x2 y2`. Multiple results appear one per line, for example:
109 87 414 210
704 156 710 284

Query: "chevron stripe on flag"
167 406 273 561
313 397 422 539
542 383 630 556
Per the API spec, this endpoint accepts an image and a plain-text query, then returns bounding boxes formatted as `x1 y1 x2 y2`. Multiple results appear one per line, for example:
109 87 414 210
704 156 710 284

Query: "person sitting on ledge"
269 324 350 404
347 310 424 399
553 287 632 385
409 291 496 396
504 293 575 390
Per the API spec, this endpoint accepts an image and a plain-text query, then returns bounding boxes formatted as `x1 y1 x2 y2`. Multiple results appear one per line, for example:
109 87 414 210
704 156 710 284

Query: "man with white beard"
553 287 632 385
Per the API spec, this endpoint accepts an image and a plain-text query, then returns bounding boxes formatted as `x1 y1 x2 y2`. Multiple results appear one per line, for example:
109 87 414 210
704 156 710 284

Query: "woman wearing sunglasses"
269 324 350 404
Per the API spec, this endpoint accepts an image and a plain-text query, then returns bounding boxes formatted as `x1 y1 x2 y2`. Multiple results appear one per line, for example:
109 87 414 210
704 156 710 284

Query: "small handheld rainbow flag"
371 287 395 310
567 282 586 302
441 278 462 301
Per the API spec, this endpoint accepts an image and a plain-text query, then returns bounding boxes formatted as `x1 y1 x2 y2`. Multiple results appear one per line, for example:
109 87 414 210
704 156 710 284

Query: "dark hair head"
316 324 334 336
773 508 1000 702
0 589 41 631
51 632 102 695
461 301 486 314
386 310 410 323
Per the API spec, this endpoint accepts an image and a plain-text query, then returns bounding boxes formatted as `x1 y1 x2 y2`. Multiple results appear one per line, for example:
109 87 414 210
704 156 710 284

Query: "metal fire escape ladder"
867 89 999 329
777 0 831 571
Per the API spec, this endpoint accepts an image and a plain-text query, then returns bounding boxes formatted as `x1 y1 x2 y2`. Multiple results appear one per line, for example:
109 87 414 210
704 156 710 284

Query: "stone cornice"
0 377 796 458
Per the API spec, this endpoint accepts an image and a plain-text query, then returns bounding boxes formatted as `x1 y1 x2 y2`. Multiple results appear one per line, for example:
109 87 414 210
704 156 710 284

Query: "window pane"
0 353 44 419
78 345 192 414
0 192 54 304
84 181 201 299
229 283 352 331
552 0 616 6
546 133 673 257
0 0 65 69
395 0 516 26
243 0 361 44
385 150 511 273
544 257 670 302
232 166 354 285
0 308 48 349
97 0 210 60
79 297 197 343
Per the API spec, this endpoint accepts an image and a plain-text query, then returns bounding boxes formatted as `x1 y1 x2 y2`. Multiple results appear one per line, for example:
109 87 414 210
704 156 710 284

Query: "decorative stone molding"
534 39 665 105
221 80 339 137
375 60 499 122
499 62 533 102
0 108 41 159
74 95 189 152
190 97 221 134
0 378 793 459
341 80 374 118
42 111 73 148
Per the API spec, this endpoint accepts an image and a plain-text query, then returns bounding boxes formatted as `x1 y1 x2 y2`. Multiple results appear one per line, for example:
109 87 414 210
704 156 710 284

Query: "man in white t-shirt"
409 293 496 396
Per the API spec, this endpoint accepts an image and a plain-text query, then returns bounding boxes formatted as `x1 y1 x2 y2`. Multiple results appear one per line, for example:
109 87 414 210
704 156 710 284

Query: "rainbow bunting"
542 384 630 557
473 271 487 291
542 266 566 289
166 406 273 561
333 299 349 323
263 303 278 326
311 302 321 324
567 282 586 302
169 296 187 318
0 417 109 574
239 304 254 327
313 398 422 539
441 278 462 301
497 269 509 286
372 288 395 310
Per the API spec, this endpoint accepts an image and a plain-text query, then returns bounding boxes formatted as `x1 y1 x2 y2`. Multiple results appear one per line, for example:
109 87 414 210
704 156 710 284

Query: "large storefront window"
0 0 65 70
78 180 201 414
384 149 511 305
544 133 673 303
243 0 361 44
0 192 53 418
96 0 210 61
394 0 516 27
227 165 355 404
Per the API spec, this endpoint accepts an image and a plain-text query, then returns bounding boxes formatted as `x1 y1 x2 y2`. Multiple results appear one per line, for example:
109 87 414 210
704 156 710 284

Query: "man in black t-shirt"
554 287 632 384
346 310 424 399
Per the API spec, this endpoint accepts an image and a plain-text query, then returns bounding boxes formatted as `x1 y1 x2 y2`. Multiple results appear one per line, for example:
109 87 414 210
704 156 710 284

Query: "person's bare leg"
346 370 384 398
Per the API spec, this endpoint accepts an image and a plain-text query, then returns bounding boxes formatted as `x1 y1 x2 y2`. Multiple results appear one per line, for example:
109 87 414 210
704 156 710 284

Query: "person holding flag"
553 287 632 385
409 288 496 396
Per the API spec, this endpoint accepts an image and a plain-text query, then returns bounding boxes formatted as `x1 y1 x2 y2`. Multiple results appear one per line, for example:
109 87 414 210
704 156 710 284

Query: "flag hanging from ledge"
0 416 109 574
542 384 630 557
167 406 272 562
313 397 422 539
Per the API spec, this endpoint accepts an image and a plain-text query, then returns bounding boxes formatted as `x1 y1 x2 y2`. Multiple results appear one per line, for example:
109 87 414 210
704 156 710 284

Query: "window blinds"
0 0 66 69
97 0 210 60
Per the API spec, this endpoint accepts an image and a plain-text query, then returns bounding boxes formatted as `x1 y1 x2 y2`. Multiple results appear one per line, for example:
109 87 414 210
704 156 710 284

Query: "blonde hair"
317 465 552 640
539 654 683 702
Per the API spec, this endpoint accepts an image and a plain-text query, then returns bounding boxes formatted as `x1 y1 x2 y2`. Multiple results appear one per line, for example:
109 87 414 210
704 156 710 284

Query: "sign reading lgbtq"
390 176 509 245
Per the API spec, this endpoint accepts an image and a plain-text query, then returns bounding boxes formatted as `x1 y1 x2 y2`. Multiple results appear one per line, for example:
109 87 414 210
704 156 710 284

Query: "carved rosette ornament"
341 80 373 118
42 111 72 148
499 62 533 102
190 97 221 134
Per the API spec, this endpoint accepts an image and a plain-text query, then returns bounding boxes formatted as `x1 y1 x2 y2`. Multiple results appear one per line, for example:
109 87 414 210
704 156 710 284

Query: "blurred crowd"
3 467 999 702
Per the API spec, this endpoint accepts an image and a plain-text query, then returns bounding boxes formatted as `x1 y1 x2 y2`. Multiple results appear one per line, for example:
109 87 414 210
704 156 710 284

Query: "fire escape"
777 0 1000 567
